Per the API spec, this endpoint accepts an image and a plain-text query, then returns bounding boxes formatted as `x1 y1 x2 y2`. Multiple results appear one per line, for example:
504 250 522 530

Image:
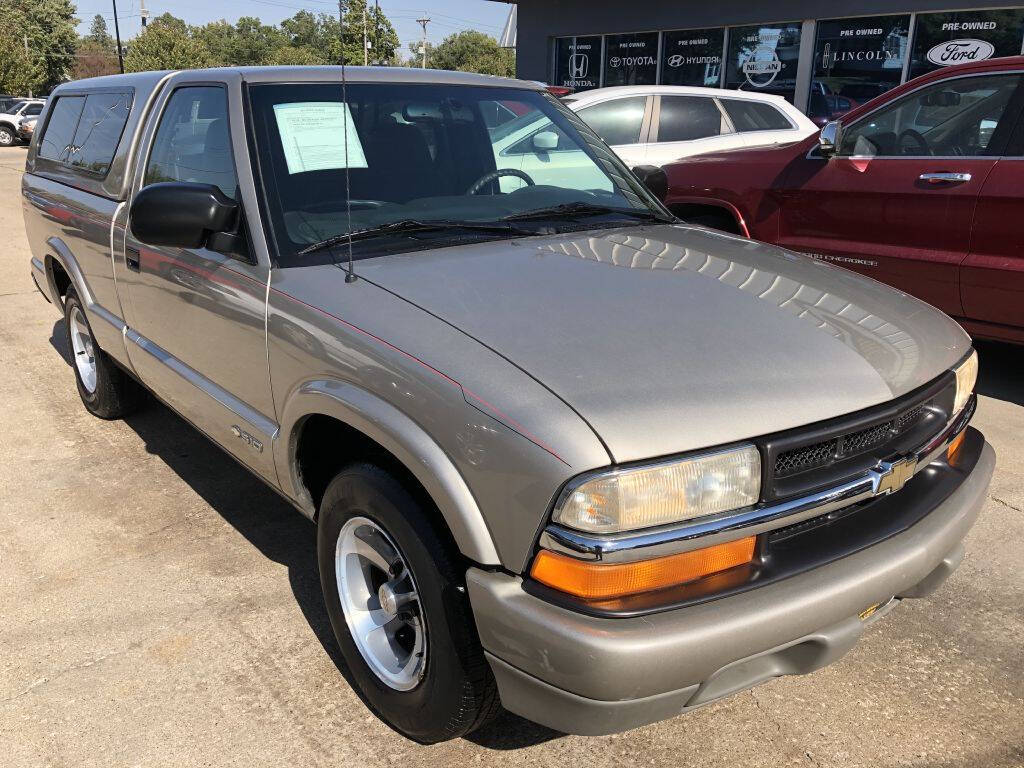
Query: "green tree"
0 0 78 94
0 26 42 94
231 16 289 66
280 4 398 66
87 14 113 48
406 40 434 68
192 20 235 66
427 30 514 76
270 45 325 66
124 15 212 72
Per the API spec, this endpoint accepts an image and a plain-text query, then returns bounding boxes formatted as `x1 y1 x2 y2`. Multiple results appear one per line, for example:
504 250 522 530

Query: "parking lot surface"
0 144 1022 767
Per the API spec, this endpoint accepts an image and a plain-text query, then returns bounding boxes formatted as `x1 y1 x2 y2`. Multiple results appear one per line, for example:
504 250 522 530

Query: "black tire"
0 126 14 146
63 289 141 419
317 463 500 743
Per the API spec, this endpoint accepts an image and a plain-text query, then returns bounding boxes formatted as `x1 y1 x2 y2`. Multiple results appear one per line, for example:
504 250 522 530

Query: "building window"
725 21 803 103
810 15 910 123
908 9 1024 81
660 27 725 87
603 32 659 86
554 36 602 91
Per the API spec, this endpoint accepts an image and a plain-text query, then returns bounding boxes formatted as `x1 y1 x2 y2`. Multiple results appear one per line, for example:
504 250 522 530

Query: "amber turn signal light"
530 536 757 600
947 429 966 464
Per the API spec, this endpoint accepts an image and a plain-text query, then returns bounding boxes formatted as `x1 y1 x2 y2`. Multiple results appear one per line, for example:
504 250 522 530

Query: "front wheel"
0 126 15 146
317 463 499 743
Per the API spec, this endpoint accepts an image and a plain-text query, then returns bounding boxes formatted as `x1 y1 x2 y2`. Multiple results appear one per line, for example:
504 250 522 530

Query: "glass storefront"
552 7 1024 112
725 22 803 102
554 36 602 91
909 9 1024 79
661 27 725 87
811 15 910 123
603 32 660 86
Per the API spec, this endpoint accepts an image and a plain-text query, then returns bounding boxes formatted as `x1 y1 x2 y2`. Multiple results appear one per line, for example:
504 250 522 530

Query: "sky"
75 0 513 58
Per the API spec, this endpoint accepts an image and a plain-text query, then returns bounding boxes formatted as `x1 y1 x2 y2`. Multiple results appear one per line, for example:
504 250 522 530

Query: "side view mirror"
532 130 559 151
130 182 239 251
632 164 668 203
818 120 841 158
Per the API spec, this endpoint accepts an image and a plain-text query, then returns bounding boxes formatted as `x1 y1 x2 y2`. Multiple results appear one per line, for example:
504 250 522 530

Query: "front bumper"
468 432 994 736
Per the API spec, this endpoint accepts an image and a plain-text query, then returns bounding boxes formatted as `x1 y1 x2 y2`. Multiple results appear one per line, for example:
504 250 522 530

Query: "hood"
356 225 970 463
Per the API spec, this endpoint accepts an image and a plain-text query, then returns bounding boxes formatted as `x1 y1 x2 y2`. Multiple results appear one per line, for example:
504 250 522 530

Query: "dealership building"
492 2 1024 119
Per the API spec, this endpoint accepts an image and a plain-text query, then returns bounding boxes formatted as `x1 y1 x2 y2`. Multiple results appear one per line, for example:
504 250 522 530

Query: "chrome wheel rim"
69 306 97 394
335 516 426 690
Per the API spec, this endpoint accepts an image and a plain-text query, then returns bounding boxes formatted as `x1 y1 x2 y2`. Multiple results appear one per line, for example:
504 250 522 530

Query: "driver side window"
145 86 238 199
839 74 1021 158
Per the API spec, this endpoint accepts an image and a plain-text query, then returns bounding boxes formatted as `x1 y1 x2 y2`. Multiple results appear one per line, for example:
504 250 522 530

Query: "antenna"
416 15 430 68
338 1 357 282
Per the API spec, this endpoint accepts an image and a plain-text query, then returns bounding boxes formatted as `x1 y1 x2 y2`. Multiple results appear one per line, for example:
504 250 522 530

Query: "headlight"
953 349 978 416
552 444 761 534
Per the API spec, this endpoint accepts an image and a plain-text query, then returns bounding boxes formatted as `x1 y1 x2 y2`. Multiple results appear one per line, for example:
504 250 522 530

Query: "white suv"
566 86 817 167
0 99 45 146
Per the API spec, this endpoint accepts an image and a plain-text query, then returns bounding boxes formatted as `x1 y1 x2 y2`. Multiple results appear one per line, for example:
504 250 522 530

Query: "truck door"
120 81 278 481
776 72 1024 318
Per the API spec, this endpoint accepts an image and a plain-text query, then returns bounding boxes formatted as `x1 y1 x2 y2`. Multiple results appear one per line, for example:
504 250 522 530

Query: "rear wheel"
64 289 141 419
317 463 500 743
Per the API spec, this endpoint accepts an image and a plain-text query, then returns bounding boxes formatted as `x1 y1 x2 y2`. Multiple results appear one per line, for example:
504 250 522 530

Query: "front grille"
761 372 957 501
775 439 837 477
841 420 893 455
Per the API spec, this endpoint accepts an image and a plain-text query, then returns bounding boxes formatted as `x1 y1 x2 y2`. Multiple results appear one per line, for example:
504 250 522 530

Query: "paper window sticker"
272 101 369 174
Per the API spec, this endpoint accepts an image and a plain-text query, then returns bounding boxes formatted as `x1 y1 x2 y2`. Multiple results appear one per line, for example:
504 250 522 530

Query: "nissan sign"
926 38 996 66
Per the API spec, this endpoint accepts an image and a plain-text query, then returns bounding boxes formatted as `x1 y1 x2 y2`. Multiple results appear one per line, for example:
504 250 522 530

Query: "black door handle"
126 246 140 272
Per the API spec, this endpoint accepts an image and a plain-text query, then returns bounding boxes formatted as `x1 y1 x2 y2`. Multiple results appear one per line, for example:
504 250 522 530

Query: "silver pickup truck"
24 67 993 743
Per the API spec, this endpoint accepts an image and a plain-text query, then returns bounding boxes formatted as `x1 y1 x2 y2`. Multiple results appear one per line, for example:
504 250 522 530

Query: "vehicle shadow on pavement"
48 320 564 751
974 340 1024 407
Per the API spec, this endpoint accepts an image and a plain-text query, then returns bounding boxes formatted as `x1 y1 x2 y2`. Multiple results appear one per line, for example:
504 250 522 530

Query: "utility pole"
111 0 125 73
337 0 346 64
416 15 430 69
23 36 31 97
140 0 149 27
362 2 368 65
374 0 381 65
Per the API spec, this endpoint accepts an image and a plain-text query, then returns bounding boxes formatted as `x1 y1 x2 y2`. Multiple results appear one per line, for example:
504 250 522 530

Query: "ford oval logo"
926 39 995 67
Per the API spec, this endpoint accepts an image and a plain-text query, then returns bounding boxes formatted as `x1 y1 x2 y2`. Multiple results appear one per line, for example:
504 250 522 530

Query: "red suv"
663 56 1024 344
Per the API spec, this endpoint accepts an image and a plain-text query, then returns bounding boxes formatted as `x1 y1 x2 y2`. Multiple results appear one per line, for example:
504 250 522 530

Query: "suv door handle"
125 246 141 272
919 172 972 184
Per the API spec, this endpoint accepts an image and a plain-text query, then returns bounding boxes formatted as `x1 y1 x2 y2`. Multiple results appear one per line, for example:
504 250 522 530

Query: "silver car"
24 67 992 742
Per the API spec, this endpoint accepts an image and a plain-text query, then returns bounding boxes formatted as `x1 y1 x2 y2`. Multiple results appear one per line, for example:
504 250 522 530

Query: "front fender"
276 377 502 566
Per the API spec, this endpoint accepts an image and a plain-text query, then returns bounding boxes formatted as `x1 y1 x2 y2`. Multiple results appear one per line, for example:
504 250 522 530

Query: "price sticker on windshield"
273 101 368 174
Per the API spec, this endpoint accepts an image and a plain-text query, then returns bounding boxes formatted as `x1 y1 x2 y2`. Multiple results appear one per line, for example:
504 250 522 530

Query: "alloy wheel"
335 516 426 690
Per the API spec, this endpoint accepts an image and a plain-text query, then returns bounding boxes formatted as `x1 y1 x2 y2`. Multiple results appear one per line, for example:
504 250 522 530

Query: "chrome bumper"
540 397 976 564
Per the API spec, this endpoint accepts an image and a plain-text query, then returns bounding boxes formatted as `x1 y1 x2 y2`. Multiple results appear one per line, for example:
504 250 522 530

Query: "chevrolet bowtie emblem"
874 456 918 495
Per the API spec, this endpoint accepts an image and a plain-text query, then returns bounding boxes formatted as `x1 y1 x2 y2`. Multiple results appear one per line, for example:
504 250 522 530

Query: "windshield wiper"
298 219 536 257
502 201 672 223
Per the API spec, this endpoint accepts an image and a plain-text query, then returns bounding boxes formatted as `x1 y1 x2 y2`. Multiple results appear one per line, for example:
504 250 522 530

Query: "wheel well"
294 415 453 541
669 203 743 235
48 257 71 305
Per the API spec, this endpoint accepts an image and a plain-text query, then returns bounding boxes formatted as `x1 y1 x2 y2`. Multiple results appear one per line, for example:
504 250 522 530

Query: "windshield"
3 101 26 115
248 82 666 266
